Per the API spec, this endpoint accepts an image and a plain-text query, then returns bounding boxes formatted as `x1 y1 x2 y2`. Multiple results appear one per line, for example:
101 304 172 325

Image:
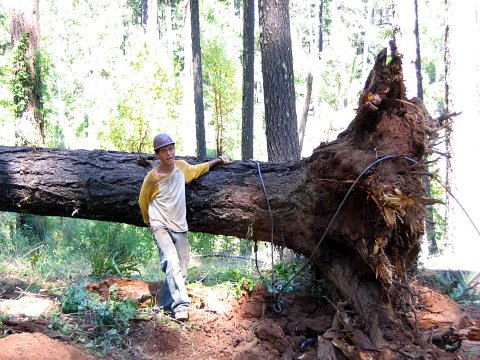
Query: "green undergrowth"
0 214 326 354
49 284 139 353
0 256 322 356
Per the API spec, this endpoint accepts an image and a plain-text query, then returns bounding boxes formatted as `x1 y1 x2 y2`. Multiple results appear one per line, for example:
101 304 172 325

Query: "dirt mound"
0 279 479 359
119 284 326 360
0 332 94 360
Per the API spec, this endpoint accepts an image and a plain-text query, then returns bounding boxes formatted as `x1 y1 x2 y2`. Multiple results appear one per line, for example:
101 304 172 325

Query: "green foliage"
0 214 154 280
202 38 240 156
427 170 447 247
98 46 182 153
0 213 44 258
47 310 76 335
11 34 33 118
93 294 137 349
89 251 140 277
189 232 216 254
58 283 138 351
188 266 256 299
189 232 251 258
102 97 151 153
435 271 480 305
0 0 447 160
217 268 255 298
79 221 152 277
61 284 91 313
126 0 142 25
34 49 51 116
271 256 315 293
187 244 260 300
424 60 437 84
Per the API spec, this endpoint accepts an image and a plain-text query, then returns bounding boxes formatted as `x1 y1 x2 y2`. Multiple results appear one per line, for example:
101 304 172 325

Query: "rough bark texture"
258 0 300 161
190 0 206 157
298 72 313 153
10 0 44 146
241 0 255 161
0 44 447 357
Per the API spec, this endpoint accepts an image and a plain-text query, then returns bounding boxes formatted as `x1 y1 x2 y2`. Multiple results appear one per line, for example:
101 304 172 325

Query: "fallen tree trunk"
0 43 453 357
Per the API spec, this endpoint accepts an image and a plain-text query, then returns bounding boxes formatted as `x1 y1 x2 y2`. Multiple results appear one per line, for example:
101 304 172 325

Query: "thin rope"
431 176 480 237
277 154 414 295
250 154 480 300
251 160 276 289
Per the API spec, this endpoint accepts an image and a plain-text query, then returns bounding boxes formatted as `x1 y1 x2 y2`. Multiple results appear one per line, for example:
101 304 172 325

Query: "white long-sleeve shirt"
139 160 209 231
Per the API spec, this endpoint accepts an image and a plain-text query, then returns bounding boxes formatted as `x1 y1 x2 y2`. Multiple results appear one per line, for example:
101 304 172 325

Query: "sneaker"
174 310 189 321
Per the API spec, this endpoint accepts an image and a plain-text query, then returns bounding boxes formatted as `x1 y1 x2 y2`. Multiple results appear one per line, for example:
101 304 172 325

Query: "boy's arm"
180 157 230 184
207 157 226 169
138 172 155 225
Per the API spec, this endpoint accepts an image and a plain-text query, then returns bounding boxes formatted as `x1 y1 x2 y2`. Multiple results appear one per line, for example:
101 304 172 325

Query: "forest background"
0 0 479 291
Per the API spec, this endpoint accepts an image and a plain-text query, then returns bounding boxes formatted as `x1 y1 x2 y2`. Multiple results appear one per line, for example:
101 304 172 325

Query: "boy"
139 133 226 321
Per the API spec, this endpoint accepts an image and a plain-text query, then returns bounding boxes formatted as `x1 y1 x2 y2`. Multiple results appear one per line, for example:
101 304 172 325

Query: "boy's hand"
218 156 232 164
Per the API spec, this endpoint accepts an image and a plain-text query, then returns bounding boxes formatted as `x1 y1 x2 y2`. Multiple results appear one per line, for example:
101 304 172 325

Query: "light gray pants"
152 226 190 313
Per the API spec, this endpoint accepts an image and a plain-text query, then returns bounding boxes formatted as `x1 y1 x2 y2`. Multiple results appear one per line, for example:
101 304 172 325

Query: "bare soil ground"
0 272 479 360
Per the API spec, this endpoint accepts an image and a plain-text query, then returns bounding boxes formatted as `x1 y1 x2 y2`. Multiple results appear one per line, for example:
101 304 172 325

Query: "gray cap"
153 133 175 151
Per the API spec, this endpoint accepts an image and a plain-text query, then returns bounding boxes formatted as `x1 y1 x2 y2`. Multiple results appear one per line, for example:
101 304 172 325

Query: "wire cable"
250 154 480 304
431 175 480 238
277 154 414 295
250 160 276 289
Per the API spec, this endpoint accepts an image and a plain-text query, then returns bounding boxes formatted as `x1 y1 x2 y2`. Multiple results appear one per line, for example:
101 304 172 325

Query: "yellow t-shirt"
138 160 209 231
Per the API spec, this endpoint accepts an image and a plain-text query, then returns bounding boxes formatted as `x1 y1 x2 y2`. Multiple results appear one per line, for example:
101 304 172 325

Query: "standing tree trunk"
361 0 375 79
412 0 422 100
141 0 148 25
240 0 255 256
241 0 255 161
394 0 438 256
258 0 300 162
10 0 45 244
10 0 44 147
298 72 313 155
164 0 174 74
190 0 206 157
318 0 324 53
393 0 422 99
182 1 196 155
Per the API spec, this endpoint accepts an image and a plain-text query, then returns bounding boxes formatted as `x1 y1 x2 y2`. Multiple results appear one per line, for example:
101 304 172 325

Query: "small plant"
218 269 255 298
47 310 76 335
61 284 91 313
89 251 140 277
435 271 480 304
58 284 138 352
93 296 137 349
271 257 309 292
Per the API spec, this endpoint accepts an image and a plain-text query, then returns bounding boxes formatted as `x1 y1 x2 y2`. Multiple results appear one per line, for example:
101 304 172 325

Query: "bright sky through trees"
0 0 479 270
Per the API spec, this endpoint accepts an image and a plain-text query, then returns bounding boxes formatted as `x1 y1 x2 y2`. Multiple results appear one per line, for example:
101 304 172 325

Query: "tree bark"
0 45 451 357
298 72 313 154
318 0 324 53
258 0 300 161
241 0 255 161
10 0 45 245
393 0 422 99
10 0 44 147
190 0 206 157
